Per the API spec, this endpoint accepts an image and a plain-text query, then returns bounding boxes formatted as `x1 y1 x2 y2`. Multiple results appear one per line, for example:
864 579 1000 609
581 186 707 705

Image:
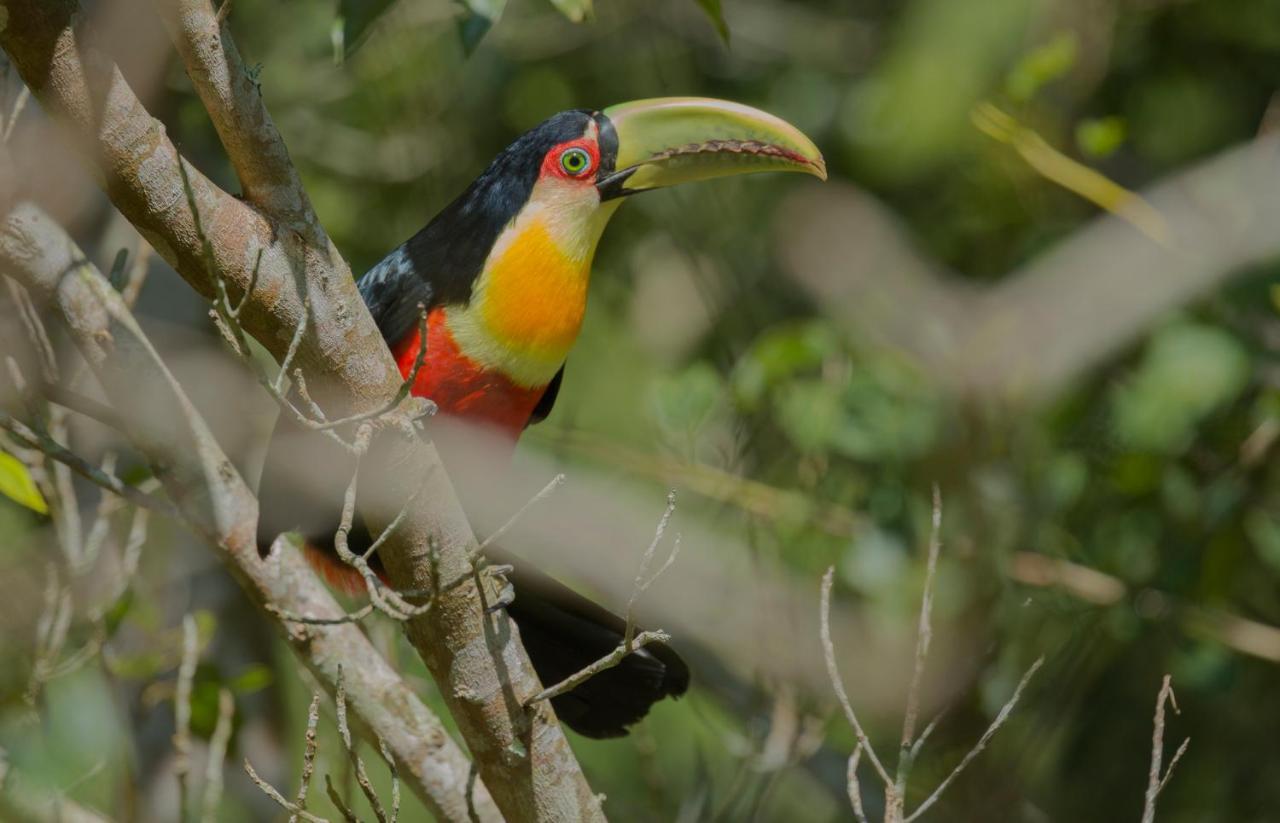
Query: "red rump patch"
304 543 388 596
391 309 548 440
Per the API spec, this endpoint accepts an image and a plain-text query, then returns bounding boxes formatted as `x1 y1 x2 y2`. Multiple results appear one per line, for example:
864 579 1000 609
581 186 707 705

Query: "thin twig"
291 691 323 823
527 630 671 704
200 688 235 823
2 85 30 143
819 567 893 788
324 774 360 823
307 306 432 432
846 743 868 823
475 473 565 555
0 412 179 517
378 737 400 823
330 426 431 621
333 666 389 823
1142 675 1189 823
269 603 378 626
525 493 682 705
177 160 353 453
624 491 681 647
362 468 432 562
894 485 944 810
904 656 1045 822
245 760 331 823
174 614 198 823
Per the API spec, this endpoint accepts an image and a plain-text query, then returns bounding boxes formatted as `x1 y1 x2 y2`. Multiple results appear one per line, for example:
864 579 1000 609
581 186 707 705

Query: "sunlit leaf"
546 0 592 23
1075 116 1127 159
695 0 729 43
1004 32 1077 103
0 450 48 514
972 102 1168 243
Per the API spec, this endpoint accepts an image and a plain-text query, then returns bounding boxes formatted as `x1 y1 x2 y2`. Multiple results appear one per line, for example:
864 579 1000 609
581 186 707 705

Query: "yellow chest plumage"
445 186 619 388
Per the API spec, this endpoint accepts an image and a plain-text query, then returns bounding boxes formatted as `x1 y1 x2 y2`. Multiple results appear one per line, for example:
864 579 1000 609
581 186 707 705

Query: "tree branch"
153 0 327 245
2 0 604 813
0 201 501 822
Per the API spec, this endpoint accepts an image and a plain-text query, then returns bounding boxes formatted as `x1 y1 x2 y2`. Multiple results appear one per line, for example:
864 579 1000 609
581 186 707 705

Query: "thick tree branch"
153 0 326 245
0 202 501 823
782 136 1280 403
1 2 603 817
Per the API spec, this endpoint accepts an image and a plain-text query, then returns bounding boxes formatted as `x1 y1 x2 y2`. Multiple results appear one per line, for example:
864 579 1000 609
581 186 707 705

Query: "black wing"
357 246 436 345
526 364 564 428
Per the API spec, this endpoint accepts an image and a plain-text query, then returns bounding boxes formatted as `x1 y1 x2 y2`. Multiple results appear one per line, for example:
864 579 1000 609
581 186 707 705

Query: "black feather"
526 364 564 428
358 110 601 346
258 108 686 739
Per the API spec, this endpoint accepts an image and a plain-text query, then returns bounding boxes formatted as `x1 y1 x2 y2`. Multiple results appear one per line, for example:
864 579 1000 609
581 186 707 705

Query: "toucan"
256 98 825 738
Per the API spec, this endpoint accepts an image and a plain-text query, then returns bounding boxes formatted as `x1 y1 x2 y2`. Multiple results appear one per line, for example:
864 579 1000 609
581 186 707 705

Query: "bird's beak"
595 97 826 201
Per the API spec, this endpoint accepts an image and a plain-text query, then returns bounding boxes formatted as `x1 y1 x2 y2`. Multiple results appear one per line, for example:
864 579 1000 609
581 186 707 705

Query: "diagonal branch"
0 201 500 822
1 3 605 817
153 0 327 245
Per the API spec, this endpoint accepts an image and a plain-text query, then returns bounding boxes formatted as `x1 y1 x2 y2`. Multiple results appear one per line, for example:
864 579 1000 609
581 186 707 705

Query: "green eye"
560 147 591 175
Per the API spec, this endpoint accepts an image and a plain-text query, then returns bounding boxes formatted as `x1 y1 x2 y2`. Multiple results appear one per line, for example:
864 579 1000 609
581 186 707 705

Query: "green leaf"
457 0 508 54
0 450 48 514
1112 322 1250 453
546 0 592 23
695 0 729 44
229 664 274 695
651 363 726 435
1075 116 1127 159
336 0 399 58
1004 32 1077 103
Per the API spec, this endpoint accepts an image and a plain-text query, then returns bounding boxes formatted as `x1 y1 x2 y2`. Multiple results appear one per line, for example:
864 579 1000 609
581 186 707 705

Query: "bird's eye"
560 147 592 176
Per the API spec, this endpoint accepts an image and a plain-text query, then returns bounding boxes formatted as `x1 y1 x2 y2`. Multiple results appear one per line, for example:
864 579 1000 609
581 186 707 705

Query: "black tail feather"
256 408 689 738
496 550 690 739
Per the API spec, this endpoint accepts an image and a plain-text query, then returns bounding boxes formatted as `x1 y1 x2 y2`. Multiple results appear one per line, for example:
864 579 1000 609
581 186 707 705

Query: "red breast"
391 309 549 440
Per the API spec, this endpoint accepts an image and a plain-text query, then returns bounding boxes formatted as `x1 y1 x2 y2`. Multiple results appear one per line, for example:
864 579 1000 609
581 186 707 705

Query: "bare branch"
379 737 401 823
901 485 942 753
846 744 868 823
475 473 565 555
2 86 30 143
325 774 361 823
891 484 945 817
153 0 328 243
0 203 501 821
200 688 235 823
624 490 681 646
245 760 331 823
174 614 199 822
334 666 389 823
904 656 1045 822
526 492 682 705
820 567 893 788
290 691 323 823
3 0 603 806
1142 675 1189 823
331 426 432 621
527 630 671 704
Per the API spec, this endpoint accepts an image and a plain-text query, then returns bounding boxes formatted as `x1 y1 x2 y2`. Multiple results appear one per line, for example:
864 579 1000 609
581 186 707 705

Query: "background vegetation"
3 0 1279 819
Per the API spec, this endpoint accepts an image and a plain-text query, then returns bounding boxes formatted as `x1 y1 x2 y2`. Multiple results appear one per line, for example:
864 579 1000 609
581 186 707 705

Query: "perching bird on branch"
257 97 825 738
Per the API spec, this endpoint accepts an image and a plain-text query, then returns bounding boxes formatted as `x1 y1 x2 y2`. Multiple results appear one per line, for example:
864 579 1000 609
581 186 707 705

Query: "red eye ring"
545 139 599 180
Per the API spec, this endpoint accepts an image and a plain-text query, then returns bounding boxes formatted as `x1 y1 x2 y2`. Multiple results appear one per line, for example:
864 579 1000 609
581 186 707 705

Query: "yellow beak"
596 97 826 199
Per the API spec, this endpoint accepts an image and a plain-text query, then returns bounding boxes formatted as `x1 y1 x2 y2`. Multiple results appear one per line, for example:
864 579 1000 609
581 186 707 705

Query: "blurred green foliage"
4 0 1280 820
